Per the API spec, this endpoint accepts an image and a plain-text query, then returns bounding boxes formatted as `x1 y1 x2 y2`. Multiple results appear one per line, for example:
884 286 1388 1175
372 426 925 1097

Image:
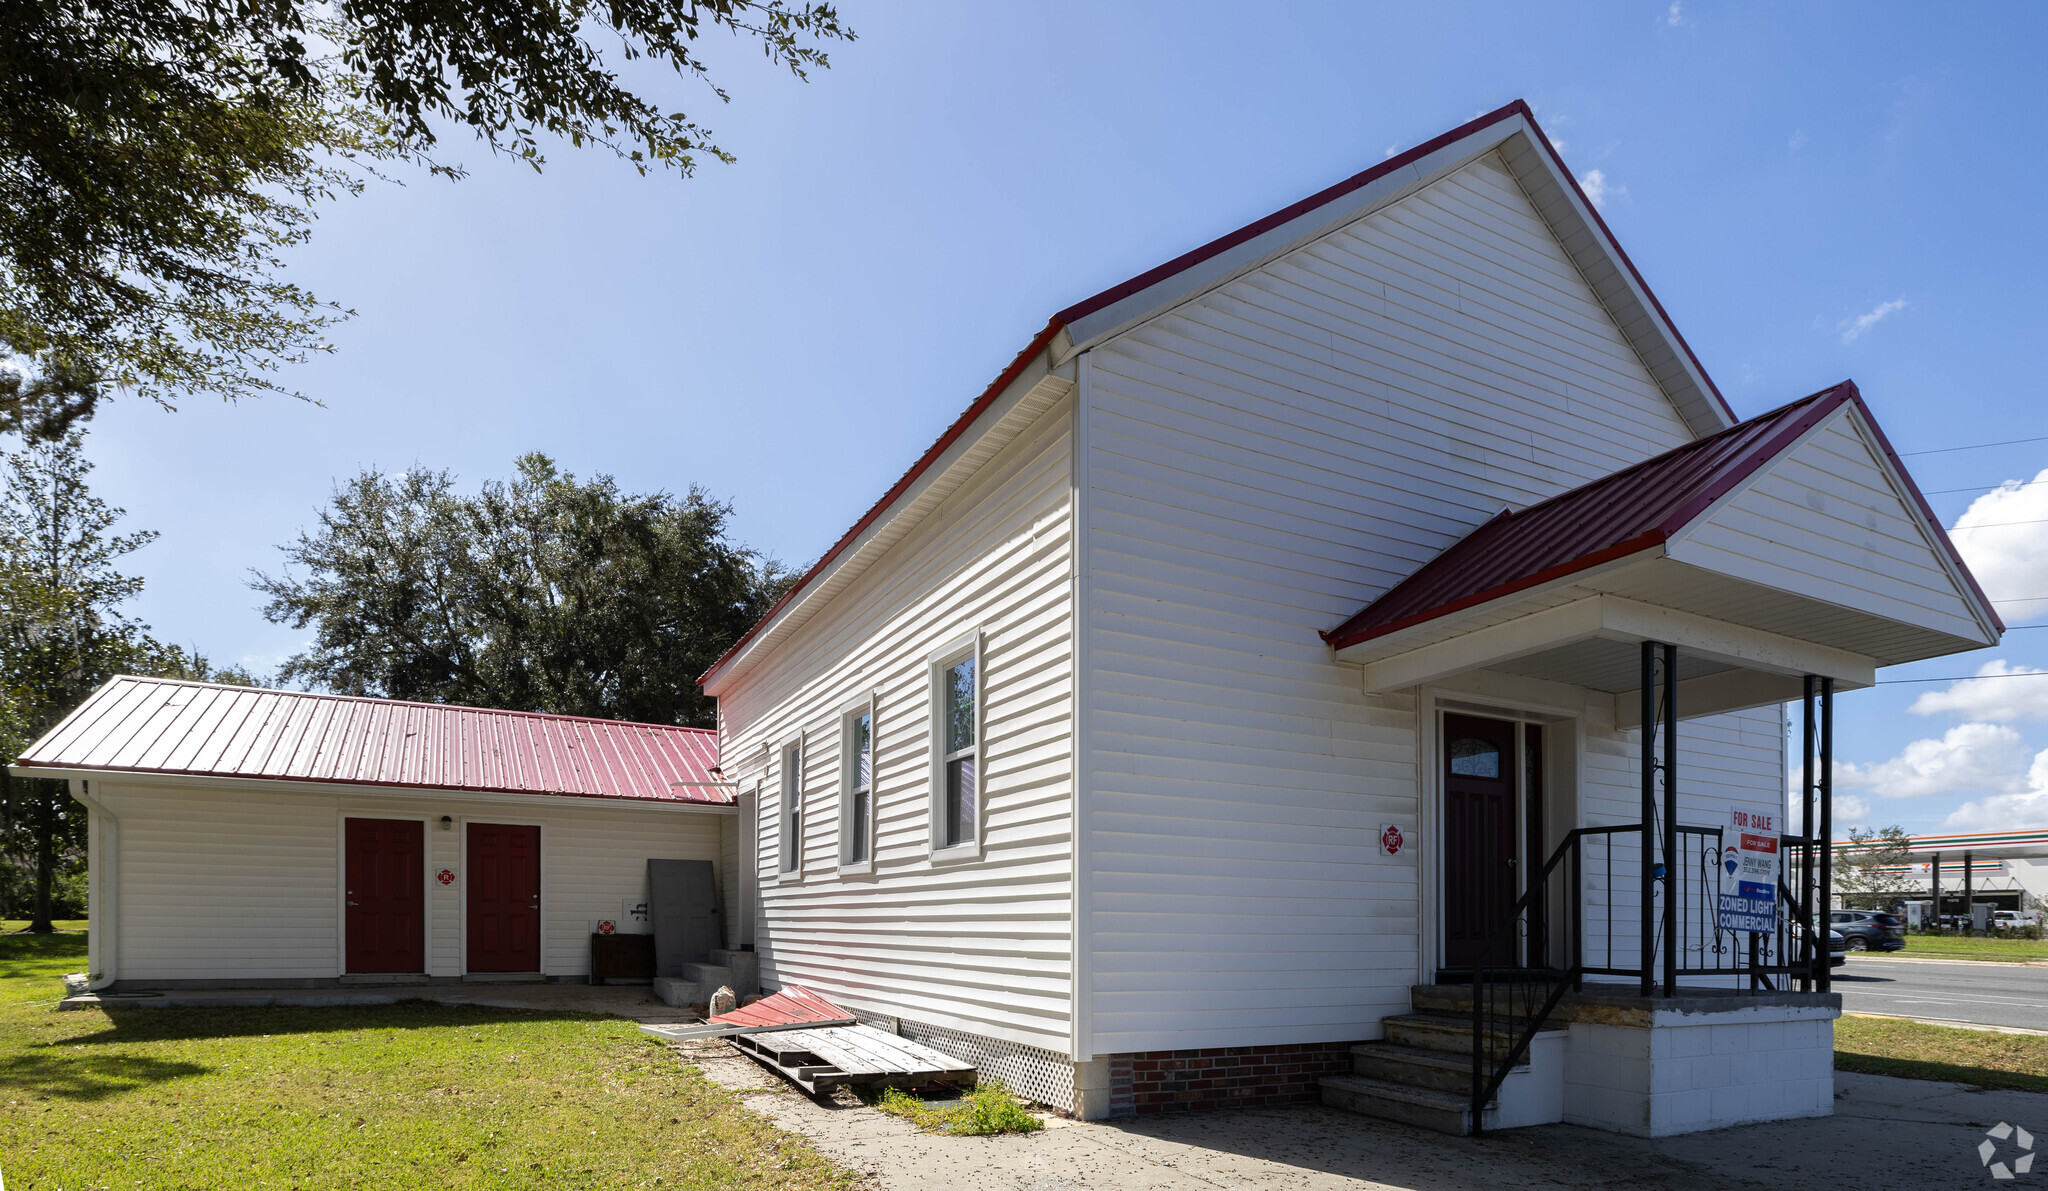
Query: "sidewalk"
677 1036 2043 1191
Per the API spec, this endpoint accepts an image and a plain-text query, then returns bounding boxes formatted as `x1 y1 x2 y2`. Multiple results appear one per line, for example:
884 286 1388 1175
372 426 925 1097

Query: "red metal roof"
701 100 1728 689
1325 382 1907 651
707 985 854 1029
12 676 730 805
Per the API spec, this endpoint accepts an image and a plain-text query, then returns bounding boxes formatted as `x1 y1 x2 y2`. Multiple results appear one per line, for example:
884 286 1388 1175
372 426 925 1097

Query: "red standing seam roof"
706 985 854 1030
699 100 1728 689
1322 381 2001 652
12 676 729 805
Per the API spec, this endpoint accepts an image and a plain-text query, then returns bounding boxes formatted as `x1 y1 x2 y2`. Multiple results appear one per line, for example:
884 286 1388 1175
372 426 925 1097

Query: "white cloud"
1833 722 2030 799
1789 130 1808 152
1383 143 1403 160
1949 469 2048 625
1839 297 1907 344
1579 168 1622 209
1666 1 1685 26
1944 749 2048 831
1910 659 2048 721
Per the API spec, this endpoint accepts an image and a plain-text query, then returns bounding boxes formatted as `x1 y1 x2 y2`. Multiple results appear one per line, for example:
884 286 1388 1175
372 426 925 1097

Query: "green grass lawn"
1836 1015 2048 1094
0 924 850 1190
1874 935 2048 963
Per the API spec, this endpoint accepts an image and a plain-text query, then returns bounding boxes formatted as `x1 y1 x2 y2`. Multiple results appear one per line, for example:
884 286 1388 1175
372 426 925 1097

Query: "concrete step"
1382 1013 1495 1055
1319 1073 1490 1136
709 949 762 997
1408 982 1571 1017
1350 1042 1522 1096
681 963 734 990
651 977 704 1008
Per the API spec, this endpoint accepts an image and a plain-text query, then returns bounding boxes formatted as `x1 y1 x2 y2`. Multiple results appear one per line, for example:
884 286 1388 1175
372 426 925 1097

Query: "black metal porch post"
1818 677 1834 994
1931 853 1942 930
1662 642 1678 997
1800 676 1816 992
1641 641 1656 998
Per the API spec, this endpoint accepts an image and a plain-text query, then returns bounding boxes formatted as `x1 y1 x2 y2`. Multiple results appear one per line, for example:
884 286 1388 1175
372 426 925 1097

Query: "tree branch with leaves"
1 1 853 437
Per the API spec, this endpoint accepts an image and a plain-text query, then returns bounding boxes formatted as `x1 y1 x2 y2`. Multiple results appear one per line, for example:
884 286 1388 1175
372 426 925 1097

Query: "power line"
1901 434 2048 458
1948 517 2048 531
1922 477 2048 497
1877 670 2048 685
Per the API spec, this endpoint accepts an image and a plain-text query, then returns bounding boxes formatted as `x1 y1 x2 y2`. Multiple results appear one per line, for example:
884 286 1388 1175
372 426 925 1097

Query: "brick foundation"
1107 1041 1360 1116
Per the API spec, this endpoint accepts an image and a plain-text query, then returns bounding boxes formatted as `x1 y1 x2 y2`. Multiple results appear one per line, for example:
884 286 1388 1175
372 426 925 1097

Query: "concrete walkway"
57 981 698 1024
675 1036 2045 1190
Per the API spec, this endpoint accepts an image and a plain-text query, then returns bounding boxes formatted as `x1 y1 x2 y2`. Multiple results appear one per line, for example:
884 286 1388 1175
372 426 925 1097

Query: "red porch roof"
1322 382 2000 653
12 676 729 805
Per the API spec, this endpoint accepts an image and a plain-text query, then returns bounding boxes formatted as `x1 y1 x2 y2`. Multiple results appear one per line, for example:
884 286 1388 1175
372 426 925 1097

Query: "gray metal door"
647 859 720 977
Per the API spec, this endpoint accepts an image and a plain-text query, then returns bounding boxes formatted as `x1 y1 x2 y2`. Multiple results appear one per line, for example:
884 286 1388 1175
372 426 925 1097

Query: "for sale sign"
1717 807 1779 934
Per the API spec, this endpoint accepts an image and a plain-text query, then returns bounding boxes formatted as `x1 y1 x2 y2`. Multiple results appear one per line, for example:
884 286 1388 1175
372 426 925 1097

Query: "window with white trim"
933 639 981 852
779 740 802 873
842 704 873 865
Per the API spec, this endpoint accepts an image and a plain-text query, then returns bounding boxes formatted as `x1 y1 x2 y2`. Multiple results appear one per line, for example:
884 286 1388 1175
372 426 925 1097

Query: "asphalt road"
1835 955 2048 1031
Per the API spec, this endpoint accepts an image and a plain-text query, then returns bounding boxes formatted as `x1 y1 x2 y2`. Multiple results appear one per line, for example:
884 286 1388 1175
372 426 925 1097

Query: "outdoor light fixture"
439 815 453 831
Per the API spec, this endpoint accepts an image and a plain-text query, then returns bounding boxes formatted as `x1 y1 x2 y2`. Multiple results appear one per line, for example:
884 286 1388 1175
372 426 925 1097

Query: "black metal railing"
1469 826 1588 1130
1469 824 1833 1132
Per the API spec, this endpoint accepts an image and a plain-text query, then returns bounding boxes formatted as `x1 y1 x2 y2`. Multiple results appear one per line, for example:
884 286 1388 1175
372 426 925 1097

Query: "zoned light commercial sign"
1718 807 1779 933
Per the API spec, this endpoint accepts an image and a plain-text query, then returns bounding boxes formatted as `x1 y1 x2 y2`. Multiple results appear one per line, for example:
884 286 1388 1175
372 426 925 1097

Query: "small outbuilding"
16 676 740 991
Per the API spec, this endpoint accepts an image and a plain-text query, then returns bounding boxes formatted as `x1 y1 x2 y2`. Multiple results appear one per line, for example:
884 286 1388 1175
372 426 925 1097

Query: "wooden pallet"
732 1023 977 1094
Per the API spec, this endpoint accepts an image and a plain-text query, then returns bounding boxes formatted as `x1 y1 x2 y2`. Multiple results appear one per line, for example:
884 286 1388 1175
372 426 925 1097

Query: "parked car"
1993 910 2041 929
1831 910 1907 951
1789 922 1848 970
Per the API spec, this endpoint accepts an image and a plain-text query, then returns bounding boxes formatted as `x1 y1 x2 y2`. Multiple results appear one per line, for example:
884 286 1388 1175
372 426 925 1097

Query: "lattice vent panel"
888 1019 1077 1113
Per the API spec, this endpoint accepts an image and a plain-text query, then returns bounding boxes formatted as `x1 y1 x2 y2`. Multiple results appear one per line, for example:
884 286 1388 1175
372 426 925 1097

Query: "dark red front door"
345 818 424 973
467 823 541 972
1443 714 1518 971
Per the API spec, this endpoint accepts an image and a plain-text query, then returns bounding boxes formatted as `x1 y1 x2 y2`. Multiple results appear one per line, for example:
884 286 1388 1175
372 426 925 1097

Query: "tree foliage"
0 7 407 435
1 0 852 435
0 433 253 929
254 454 791 728
1834 825 1919 912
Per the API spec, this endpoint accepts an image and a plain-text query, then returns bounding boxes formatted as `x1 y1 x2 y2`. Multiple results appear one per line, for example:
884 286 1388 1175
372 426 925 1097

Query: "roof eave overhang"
14 764 741 812
1344 587 1880 700
700 321 1076 694
1328 538 1668 659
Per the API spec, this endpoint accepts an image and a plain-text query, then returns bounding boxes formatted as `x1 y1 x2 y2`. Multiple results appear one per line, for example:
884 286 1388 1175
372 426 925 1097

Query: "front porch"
1315 384 2003 1136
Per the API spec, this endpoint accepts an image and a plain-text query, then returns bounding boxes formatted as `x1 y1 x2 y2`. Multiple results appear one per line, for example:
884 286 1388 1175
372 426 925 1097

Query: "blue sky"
71 2 2048 835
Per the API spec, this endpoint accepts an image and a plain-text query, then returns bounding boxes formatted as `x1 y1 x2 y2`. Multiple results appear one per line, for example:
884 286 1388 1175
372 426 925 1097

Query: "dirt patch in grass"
868 1079 1044 1136
1889 935 2048 963
1836 1014 2048 1094
0 929 852 1189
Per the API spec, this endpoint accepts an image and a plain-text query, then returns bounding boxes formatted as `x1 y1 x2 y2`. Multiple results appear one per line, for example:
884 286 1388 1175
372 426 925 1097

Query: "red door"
1443 714 1518 971
467 823 541 972
345 818 424 973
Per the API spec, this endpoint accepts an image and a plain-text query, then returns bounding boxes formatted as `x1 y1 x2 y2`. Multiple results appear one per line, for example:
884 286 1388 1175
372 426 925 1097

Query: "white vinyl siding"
1076 154 1702 1055
719 394 1076 1054
1671 409 1986 643
91 779 724 984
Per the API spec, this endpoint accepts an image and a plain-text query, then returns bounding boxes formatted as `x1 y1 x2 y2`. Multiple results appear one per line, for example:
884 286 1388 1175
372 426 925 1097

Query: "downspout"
65 778 118 991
